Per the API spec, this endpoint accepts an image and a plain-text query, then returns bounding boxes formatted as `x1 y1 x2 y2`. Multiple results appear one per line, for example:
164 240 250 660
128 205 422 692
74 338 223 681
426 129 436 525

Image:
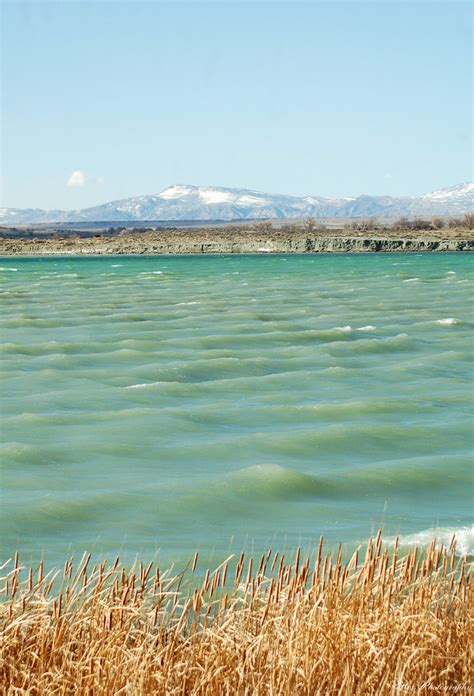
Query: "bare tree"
304 217 316 234
431 217 445 230
409 218 431 231
463 213 474 229
364 217 376 231
396 216 409 230
255 221 273 233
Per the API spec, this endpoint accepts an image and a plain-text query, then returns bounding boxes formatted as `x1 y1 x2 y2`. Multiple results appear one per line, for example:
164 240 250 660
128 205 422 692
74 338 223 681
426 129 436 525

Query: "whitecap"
357 325 376 331
335 325 352 332
402 277 420 283
387 525 474 557
436 318 457 325
447 271 456 275
0 267 18 271
111 264 123 267
177 301 199 306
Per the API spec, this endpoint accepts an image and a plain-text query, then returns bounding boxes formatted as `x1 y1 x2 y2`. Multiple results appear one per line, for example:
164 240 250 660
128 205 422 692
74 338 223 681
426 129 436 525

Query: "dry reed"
0 533 471 695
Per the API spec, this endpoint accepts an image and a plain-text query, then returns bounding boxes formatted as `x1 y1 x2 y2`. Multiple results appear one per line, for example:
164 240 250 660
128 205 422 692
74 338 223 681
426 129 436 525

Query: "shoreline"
1 230 473 255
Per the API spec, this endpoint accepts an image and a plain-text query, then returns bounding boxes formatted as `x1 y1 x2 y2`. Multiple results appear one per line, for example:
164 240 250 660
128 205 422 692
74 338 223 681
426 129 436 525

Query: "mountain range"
1 183 472 225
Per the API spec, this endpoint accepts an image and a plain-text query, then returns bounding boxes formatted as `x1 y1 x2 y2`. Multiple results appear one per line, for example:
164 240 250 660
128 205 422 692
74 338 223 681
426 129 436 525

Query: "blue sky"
2 0 472 209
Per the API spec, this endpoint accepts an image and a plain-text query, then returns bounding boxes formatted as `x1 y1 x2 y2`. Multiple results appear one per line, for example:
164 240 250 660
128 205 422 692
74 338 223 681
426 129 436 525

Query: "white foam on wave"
0 267 17 271
402 277 420 283
387 525 474 557
357 325 376 331
436 318 457 325
152 271 163 274
111 264 123 267
447 271 456 275
177 301 199 306
335 325 352 332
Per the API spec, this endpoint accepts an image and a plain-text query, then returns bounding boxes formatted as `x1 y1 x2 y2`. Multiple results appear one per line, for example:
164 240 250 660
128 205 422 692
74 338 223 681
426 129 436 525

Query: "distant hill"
1 182 472 225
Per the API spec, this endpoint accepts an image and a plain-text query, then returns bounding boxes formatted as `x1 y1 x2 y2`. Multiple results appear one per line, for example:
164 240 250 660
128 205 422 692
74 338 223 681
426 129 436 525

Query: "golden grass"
0 532 471 695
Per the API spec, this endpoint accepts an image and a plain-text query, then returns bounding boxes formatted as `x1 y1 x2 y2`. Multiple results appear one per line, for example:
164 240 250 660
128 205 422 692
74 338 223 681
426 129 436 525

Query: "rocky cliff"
1 232 472 255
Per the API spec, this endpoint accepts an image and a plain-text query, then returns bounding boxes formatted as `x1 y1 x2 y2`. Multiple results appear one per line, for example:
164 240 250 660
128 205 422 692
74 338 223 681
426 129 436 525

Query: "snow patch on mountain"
423 183 474 201
1 183 472 225
199 189 233 204
158 185 195 200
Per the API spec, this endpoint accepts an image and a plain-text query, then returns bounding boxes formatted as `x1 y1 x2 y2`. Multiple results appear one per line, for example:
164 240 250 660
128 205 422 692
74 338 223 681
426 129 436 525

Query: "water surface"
1 253 472 567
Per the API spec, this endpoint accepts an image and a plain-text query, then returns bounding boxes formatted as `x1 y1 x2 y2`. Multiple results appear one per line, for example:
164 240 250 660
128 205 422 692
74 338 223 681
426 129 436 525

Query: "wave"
386 525 474 557
337 454 472 494
0 441 77 466
435 318 458 326
326 333 413 355
334 325 352 332
221 464 334 500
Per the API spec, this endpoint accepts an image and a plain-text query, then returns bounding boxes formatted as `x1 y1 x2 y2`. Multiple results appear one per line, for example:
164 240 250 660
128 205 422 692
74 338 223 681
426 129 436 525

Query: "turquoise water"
1 253 473 569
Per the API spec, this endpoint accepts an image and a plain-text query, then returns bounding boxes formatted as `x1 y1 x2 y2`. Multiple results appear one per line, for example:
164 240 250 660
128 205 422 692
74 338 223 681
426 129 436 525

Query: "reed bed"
0 532 471 695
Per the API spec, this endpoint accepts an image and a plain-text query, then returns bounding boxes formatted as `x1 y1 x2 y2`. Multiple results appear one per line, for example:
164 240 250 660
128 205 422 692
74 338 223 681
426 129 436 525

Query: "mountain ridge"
1 182 472 225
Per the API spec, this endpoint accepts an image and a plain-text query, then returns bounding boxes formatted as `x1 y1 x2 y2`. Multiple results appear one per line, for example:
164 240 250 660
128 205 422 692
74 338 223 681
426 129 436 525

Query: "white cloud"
67 170 86 187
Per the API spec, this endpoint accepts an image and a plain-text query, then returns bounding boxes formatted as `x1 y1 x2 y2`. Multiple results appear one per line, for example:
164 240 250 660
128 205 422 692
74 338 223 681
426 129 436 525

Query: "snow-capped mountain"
1 183 472 225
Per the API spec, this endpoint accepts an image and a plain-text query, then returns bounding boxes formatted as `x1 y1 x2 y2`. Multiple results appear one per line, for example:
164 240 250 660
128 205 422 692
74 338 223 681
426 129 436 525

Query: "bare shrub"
463 212 474 229
431 217 445 229
255 221 273 233
395 216 409 230
408 218 431 231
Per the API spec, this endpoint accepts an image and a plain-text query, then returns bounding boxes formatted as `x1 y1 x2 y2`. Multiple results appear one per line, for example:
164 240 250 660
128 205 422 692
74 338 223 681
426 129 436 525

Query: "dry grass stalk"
0 533 471 695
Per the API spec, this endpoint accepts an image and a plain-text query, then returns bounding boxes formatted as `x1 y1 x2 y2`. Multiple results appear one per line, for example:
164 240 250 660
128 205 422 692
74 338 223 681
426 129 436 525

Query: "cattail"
0 532 469 694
